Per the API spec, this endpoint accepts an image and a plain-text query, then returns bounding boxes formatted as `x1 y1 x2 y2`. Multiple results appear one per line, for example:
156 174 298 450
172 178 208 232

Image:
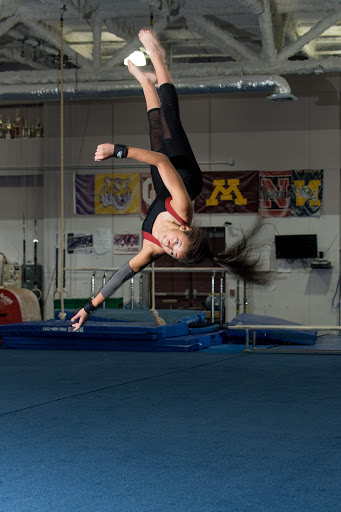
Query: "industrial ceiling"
1 0 341 99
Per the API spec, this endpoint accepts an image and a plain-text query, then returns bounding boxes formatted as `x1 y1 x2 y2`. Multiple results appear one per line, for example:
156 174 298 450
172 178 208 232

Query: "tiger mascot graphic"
99 177 132 210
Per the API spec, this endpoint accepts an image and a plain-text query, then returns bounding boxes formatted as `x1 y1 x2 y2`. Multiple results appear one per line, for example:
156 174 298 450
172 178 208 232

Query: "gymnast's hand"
71 308 89 332
94 144 115 161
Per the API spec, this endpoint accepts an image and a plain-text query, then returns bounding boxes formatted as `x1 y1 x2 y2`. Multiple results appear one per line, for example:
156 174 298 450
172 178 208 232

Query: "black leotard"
142 196 186 247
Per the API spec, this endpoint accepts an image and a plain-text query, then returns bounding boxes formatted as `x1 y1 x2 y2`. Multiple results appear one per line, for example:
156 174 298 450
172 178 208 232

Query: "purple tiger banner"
75 173 140 215
75 174 95 215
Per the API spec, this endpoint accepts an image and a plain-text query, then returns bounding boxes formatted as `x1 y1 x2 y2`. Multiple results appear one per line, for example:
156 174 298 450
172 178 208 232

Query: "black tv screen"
275 234 318 260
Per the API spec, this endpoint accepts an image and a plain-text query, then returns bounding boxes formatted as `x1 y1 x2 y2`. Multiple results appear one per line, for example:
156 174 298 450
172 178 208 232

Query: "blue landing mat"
0 313 225 352
252 334 341 353
54 309 206 325
227 313 317 345
0 320 188 340
0 330 227 352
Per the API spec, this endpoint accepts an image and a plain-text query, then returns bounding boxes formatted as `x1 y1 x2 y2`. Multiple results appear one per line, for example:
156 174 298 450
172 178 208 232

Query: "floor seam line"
0 353 243 417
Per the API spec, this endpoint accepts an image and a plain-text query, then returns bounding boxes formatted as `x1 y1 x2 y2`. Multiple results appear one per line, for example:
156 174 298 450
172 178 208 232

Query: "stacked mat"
0 311 227 352
227 313 317 345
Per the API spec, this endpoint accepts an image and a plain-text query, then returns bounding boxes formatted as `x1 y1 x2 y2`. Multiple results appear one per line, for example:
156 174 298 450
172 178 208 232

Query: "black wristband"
113 144 128 158
84 299 96 314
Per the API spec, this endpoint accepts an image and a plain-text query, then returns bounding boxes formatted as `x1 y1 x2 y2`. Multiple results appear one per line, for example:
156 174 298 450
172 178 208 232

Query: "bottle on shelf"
35 118 43 137
14 108 22 138
5 116 13 139
22 119 28 138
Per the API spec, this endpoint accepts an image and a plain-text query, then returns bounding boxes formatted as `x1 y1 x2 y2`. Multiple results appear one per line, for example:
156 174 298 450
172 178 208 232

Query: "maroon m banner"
195 171 259 214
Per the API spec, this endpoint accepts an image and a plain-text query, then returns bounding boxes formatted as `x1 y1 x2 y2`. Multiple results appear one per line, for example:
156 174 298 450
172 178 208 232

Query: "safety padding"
0 288 41 325
0 320 188 341
0 332 225 352
54 309 206 325
0 320 226 352
227 313 317 345
189 324 220 335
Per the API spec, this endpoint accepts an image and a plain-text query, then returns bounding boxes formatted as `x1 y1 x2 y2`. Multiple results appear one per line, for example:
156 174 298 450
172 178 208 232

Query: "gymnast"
71 29 267 332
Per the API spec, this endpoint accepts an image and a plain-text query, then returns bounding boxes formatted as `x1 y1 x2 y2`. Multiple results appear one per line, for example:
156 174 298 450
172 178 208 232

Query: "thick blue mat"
0 320 187 340
54 309 206 325
0 331 227 352
0 311 224 352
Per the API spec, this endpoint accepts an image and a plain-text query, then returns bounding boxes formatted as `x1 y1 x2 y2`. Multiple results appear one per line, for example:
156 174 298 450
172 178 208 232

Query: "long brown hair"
180 220 271 285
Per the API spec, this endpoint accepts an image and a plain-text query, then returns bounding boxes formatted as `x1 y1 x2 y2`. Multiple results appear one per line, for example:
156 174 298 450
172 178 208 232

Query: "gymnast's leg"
138 29 202 199
127 60 166 195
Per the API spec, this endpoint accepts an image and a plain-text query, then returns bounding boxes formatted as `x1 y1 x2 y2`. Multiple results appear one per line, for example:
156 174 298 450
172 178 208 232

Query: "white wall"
0 73 340 324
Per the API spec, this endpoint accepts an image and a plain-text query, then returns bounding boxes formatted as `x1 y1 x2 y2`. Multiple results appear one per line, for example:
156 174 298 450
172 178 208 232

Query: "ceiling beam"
89 17 102 67
277 8 341 62
0 16 20 38
258 0 277 65
236 0 264 16
0 47 47 70
1 54 340 88
20 14 91 70
273 12 288 53
101 16 169 71
185 13 263 64
104 18 142 40
142 0 184 17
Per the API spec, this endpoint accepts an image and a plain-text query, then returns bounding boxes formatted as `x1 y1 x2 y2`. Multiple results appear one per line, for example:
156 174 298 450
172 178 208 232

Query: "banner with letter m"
290 170 323 216
195 171 259 214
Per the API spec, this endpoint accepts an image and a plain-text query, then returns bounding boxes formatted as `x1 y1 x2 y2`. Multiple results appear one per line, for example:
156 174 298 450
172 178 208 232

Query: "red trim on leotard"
165 196 186 225
142 230 162 247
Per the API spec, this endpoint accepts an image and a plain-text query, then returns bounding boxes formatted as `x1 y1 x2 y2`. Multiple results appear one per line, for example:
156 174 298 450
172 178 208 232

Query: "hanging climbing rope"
58 3 67 321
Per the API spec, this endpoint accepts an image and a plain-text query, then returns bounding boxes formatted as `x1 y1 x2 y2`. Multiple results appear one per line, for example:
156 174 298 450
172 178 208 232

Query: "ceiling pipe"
0 74 296 101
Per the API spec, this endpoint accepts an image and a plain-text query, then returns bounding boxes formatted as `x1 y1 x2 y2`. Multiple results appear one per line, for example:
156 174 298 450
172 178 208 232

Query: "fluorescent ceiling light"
124 51 146 66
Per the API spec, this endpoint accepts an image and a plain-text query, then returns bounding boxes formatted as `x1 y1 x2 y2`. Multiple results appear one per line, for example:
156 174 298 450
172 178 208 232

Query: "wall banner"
259 170 323 217
67 233 93 254
259 171 292 217
140 173 154 219
290 170 323 217
75 173 140 215
195 171 259 214
113 234 140 255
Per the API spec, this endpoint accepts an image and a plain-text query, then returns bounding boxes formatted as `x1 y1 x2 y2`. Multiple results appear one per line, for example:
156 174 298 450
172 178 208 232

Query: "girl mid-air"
72 29 266 331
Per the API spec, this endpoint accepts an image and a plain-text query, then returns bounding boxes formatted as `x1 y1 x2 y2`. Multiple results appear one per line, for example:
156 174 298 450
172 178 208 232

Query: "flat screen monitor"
275 234 318 260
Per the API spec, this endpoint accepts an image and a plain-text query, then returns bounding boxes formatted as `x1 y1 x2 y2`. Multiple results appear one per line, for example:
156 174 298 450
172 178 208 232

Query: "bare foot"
127 60 157 85
138 28 166 60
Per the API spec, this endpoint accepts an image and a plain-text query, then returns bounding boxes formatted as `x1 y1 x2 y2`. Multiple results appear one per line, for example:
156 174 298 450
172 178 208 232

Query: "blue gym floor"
1 347 340 512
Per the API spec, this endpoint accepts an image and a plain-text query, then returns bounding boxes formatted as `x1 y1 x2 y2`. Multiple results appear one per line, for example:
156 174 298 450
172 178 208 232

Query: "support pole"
58 4 67 321
139 274 143 309
102 272 106 308
252 330 257 349
219 271 224 329
236 279 240 315
211 271 216 324
91 271 96 299
243 280 248 313
130 277 134 310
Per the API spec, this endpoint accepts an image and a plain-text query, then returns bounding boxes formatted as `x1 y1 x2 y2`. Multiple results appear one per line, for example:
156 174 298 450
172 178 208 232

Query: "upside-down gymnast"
71 29 267 332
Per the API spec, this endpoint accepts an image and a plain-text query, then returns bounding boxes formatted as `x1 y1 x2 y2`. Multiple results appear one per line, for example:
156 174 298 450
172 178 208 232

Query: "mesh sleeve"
100 262 136 300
